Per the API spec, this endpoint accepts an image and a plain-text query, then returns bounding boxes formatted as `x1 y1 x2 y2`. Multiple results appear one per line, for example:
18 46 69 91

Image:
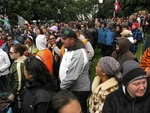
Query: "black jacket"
22 85 55 113
102 80 150 113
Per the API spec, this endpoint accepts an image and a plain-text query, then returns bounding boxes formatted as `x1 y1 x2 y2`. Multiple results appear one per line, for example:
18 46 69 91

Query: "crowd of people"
0 9 150 113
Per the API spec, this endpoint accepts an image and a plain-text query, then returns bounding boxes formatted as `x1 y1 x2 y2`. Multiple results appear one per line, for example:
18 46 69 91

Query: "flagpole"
113 11 116 19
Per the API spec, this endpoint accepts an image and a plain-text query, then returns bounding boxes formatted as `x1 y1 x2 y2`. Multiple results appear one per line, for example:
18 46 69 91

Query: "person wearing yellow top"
25 36 38 56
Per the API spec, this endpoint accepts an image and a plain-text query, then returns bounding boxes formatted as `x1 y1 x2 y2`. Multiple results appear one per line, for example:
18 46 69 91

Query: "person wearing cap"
88 56 122 113
121 29 134 44
131 22 143 54
59 28 90 113
102 60 150 113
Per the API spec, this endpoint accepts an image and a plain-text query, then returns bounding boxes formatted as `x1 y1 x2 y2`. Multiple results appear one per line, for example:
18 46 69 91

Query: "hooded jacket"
59 39 90 91
112 37 138 66
36 35 53 74
102 80 150 113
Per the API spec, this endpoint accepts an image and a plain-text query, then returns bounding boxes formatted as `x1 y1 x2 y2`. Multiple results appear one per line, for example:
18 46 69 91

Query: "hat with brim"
121 30 132 37
58 28 77 39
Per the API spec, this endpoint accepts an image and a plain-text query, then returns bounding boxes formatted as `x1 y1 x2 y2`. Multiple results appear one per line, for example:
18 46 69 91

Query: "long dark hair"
24 56 57 90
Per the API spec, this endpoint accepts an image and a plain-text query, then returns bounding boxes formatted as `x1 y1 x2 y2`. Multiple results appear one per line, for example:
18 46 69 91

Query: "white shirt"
0 48 11 76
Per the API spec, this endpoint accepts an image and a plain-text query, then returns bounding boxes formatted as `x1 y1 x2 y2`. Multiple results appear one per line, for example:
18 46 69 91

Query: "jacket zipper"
132 101 134 113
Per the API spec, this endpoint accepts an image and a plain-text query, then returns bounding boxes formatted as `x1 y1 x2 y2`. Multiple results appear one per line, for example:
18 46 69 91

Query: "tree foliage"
0 0 150 26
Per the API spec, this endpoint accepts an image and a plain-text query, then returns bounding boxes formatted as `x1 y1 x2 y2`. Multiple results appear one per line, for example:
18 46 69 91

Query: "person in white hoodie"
36 34 53 74
0 46 11 92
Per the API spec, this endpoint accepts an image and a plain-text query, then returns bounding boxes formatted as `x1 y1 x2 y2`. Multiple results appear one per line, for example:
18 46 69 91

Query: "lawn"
91 48 102 81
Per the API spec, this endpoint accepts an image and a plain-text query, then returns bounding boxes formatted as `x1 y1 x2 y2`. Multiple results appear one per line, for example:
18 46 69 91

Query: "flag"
17 15 30 26
115 0 120 12
3 18 11 28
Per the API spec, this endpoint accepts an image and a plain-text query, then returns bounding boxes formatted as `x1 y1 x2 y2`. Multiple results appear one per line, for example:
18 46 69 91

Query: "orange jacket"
36 49 53 74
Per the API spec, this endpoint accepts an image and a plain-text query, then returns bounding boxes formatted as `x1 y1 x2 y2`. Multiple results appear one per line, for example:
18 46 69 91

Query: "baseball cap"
58 28 77 39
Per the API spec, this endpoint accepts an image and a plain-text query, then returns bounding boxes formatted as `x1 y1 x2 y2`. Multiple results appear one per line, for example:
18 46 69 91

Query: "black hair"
49 90 79 113
24 56 57 90
27 35 36 44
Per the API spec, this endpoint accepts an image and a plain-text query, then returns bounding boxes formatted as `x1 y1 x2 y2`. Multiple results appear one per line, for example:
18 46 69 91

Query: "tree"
0 0 150 26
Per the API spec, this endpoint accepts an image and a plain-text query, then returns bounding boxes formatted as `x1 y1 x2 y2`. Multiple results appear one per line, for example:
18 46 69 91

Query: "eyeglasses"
7 39 13 41
9 51 16 55
49 38 55 40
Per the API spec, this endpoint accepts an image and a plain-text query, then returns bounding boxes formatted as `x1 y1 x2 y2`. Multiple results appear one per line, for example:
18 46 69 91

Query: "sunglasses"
7 39 13 41
49 38 55 40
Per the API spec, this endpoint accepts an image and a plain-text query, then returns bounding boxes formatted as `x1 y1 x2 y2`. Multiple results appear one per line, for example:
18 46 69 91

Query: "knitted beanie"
99 56 122 81
132 22 139 29
122 60 147 86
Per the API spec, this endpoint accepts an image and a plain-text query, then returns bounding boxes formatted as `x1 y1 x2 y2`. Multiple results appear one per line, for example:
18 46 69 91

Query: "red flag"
115 0 120 12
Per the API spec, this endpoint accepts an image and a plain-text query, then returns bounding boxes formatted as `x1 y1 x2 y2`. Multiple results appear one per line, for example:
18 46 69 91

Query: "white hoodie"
36 34 47 50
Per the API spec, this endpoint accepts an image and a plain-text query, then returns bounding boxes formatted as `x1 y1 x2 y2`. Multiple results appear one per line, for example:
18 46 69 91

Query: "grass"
135 42 143 61
91 48 102 81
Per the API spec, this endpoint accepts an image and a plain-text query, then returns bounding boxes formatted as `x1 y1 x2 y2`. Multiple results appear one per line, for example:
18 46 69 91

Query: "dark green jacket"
10 55 26 97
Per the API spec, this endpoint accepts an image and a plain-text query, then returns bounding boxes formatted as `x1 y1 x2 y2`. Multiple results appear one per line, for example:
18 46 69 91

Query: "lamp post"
99 0 103 3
